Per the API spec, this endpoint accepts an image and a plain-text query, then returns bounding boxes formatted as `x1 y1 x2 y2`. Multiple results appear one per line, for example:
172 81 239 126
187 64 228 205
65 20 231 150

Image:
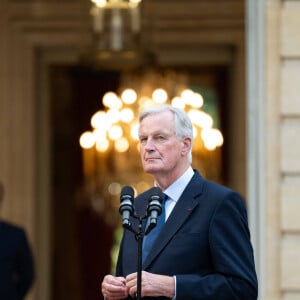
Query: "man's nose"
144 138 155 150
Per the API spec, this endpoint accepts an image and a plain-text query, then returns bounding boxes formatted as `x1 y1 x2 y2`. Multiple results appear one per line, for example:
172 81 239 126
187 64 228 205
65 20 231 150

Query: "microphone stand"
122 213 155 300
136 216 144 300
120 187 162 300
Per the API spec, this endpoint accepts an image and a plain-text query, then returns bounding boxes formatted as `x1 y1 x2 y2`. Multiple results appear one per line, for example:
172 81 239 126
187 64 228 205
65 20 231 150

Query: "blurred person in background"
0 181 35 300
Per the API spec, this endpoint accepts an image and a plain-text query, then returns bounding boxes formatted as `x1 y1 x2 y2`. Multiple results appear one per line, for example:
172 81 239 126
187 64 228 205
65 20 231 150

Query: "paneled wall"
266 0 300 299
280 2 300 299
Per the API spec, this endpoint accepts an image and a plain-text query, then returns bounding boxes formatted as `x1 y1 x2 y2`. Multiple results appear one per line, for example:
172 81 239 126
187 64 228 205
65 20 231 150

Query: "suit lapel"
143 171 204 268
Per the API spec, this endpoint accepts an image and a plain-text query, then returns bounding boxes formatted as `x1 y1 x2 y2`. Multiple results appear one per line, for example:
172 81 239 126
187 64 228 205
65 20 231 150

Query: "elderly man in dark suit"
0 181 35 300
101 105 258 300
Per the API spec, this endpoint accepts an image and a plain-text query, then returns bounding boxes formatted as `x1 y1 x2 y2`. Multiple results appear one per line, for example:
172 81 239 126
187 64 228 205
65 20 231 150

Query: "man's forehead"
139 111 175 133
138 125 175 137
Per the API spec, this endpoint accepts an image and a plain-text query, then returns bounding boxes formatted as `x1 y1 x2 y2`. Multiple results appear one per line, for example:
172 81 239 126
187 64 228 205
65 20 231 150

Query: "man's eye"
156 135 166 141
139 137 147 143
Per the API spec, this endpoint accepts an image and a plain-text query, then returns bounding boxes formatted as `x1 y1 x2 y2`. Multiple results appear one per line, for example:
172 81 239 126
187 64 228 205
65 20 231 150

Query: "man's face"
138 110 189 176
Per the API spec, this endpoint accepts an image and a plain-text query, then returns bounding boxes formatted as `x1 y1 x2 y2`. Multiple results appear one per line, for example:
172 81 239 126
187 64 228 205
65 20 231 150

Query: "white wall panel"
281 234 300 289
281 176 300 230
281 2 300 56
281 60 300 115
281 120 300 173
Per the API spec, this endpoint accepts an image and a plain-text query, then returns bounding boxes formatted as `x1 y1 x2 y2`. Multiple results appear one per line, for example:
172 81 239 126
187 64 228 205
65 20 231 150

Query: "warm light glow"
201 128 224 148
190 92 204 108
96 139 109 152
203 139 217 151
139 97 154 110
171 97 185 109
121 89 137 104
212 129 224 146
181 90 203 108
129 0 142 4
108 182 122 196
130 123 139 140
108 125 123 140
192 125 198 138
106 108 121 124
91 0 142 7
115 137 130 152
91 0 107 8
188 109 213 129
80 131 95 149
120 108 134 123
93 129 107 142
136 181 151 193
91 111 110 129
152 88 168 103
103 92 123 110
181 89 194 105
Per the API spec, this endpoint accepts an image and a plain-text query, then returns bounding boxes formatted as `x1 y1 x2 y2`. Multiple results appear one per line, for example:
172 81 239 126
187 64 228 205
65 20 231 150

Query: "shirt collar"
163 166 194 203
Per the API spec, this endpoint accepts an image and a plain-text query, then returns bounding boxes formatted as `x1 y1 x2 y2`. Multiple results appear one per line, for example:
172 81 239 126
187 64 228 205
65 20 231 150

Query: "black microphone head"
119 186 134 228
148 187 163 201
147 186 163 215
145 187 163 234
120 186 134 200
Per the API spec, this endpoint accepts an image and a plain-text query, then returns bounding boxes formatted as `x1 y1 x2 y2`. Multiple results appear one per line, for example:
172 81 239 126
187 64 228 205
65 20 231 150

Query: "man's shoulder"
0 221 26 236
191 170 243 205
193 170 235 192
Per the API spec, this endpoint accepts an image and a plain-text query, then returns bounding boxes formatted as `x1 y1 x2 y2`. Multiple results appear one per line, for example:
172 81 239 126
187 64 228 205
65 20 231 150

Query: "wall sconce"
90 0 143 51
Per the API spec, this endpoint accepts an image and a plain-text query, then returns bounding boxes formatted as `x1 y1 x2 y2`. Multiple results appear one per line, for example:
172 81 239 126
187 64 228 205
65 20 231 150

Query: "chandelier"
79 88 223 153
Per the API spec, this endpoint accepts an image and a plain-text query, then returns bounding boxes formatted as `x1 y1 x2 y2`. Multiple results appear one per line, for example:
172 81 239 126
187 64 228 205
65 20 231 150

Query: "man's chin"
143 164 160 174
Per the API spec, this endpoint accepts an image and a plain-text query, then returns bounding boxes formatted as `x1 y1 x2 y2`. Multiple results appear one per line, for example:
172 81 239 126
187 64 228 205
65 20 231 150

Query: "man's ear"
181 137 192 155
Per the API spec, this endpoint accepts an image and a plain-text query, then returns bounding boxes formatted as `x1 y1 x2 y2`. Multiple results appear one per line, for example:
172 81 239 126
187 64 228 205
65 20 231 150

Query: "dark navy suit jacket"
116 171 258 299
0 221 34 300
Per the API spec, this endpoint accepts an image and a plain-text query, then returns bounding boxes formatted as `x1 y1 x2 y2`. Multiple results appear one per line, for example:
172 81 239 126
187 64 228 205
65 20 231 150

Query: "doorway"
48 63 230 300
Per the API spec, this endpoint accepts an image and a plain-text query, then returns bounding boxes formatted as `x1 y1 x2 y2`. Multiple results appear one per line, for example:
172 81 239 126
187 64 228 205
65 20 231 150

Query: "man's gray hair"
139 105 194 162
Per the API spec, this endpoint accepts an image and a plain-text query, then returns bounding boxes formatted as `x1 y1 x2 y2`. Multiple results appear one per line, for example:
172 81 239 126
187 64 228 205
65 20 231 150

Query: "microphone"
145 187 163 234
119 186 134 229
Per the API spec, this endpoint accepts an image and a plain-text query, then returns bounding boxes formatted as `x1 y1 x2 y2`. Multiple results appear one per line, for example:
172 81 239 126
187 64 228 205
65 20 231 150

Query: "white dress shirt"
161 166 194 221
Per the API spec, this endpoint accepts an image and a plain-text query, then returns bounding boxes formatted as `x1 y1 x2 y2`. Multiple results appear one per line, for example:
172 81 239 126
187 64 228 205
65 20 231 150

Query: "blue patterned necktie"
142 194 167 263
